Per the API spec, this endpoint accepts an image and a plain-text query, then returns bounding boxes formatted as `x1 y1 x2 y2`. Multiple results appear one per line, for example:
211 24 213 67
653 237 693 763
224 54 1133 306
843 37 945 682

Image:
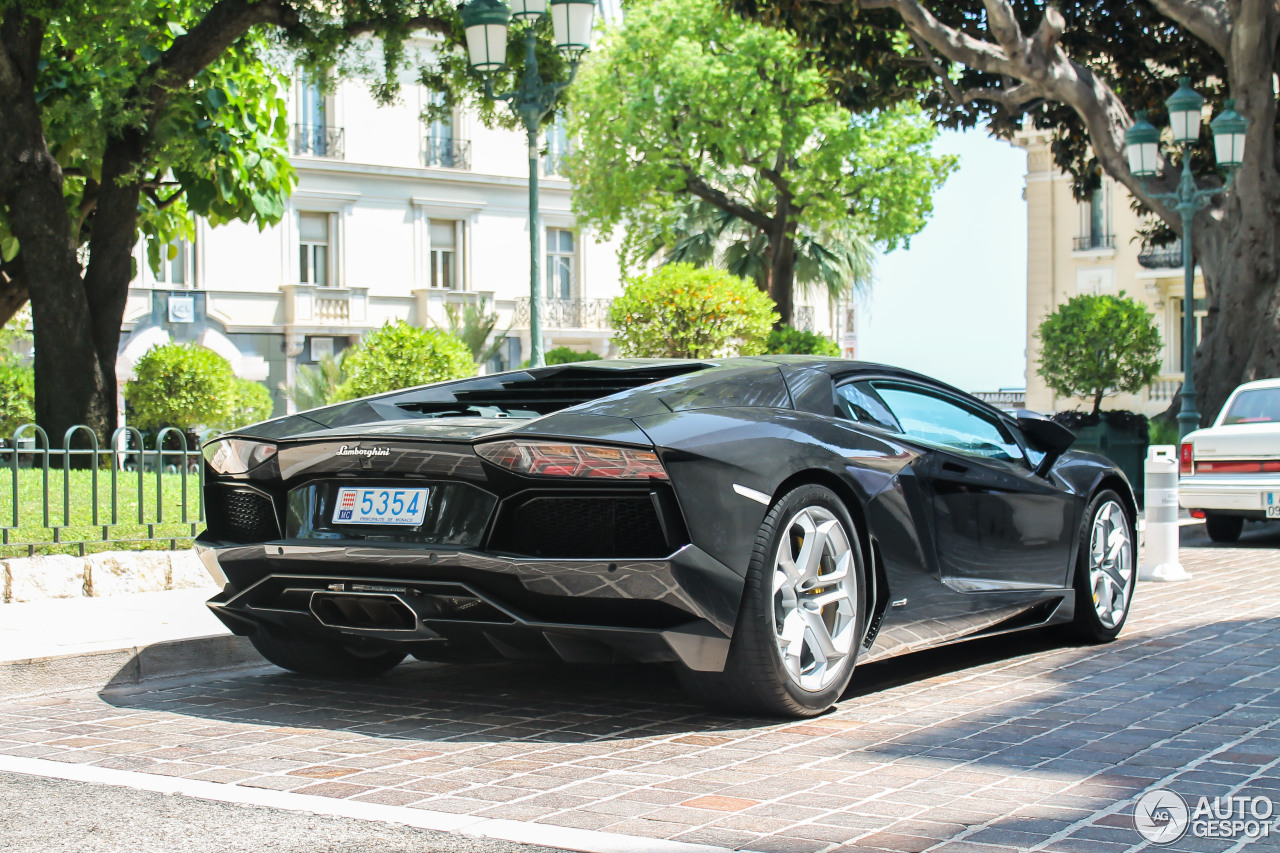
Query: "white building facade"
116 38 845 419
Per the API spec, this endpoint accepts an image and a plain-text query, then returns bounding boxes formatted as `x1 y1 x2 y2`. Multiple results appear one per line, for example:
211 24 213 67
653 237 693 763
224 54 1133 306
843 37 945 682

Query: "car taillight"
476 440 668 480
1180 441 1194 476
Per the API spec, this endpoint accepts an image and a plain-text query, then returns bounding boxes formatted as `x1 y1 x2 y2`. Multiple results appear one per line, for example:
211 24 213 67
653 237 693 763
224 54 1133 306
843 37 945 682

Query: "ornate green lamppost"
1124 78 1248 438
461 0 596 368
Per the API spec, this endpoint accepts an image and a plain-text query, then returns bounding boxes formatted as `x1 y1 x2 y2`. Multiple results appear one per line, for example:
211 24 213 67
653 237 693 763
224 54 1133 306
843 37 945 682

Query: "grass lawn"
1 468 204 558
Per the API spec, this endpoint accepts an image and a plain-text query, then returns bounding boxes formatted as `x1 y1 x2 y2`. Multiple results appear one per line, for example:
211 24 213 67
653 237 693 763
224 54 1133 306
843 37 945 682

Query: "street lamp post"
461 0 596 368
1124 78 1248 438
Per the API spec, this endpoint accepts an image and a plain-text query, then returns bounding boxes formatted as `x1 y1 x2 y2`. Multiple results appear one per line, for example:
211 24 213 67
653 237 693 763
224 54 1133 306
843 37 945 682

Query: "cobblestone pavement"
1 540 1278 853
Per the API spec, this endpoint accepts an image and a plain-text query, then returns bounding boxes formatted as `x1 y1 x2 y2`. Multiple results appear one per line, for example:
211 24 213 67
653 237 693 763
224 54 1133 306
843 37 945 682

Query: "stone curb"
0 549 213 603
0 634 262 700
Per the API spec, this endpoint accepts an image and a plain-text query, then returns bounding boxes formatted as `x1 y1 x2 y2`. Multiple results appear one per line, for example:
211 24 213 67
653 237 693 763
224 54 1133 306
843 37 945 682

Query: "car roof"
1229 377 1280 392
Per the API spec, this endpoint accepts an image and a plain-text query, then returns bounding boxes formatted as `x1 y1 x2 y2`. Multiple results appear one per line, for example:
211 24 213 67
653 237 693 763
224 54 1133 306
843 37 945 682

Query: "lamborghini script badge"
336 445 391 457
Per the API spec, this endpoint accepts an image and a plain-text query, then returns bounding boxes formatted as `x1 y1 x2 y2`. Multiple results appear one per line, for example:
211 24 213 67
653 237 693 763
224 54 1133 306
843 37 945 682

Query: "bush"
545 347 602 365
335 321 474 400
222 378 274 429
766 326 840 356
0 365 34 438
282 352 346 412
124 343 234 431
608 263 777 358
1036 293 1161 415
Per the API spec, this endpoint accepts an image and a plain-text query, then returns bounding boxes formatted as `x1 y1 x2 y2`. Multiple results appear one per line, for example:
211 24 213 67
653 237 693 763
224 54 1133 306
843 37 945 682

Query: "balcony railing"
293 124 345 159
1138 238 1184 269
1072 233 1115 251
514 297 612 330
282 284 369 327
424 138 472 170
1147 375 1182 403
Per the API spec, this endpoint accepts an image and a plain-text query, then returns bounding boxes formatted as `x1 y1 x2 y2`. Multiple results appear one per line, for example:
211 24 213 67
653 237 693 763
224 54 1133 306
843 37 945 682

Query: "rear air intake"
207 486 281 543
491 494 670 558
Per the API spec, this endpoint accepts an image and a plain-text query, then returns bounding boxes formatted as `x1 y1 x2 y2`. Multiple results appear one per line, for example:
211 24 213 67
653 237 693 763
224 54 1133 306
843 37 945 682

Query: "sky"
855 128 1029 392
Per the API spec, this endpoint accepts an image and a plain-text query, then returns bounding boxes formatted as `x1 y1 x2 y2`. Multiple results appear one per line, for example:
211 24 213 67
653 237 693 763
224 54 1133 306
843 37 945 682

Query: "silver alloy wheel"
1089 500 1134 629
772 506 859 692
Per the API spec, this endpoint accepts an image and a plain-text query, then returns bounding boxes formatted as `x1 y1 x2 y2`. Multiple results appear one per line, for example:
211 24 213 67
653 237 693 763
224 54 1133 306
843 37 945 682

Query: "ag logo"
1135 788 1189 844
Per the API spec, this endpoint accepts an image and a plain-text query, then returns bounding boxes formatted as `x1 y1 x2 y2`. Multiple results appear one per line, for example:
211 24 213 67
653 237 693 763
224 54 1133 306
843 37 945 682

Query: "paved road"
0 771 558 853
1 538 1278 853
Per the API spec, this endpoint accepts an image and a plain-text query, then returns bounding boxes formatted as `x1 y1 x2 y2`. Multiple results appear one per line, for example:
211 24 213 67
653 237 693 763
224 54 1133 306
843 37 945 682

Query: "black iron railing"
1073 233 1115 251
293 124 345 158
425 138 472 169
514 297 612 330
1138 238 1184 269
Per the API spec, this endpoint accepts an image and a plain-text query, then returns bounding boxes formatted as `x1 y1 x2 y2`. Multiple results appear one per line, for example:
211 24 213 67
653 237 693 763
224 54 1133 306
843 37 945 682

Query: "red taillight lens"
1180 441 1194 475
476 440 668 480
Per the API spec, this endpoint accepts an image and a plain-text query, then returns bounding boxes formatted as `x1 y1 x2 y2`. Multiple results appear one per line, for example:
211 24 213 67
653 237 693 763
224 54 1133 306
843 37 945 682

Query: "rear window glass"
1222 388 1280 425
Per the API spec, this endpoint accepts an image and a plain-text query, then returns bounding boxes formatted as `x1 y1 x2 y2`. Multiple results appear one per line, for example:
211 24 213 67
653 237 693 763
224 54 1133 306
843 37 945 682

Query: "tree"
766 327 841 357
634 198 875 307
443 299 508 365
731 0 1279 426
222 377 274 429
566 0 954 327
545 346 601 365
0 0 553 446
282 351 346 412
608 264 777 358
335 321 474 400
124 343 234 431
1036 293 1161 415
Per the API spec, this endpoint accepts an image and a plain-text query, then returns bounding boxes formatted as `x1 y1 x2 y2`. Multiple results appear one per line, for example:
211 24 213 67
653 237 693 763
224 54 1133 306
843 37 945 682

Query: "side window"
873 383 1025 464
835 382 900 433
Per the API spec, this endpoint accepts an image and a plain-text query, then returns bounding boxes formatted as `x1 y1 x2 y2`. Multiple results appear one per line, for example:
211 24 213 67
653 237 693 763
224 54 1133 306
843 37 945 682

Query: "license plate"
1267 492 1280 519
332 487 429 526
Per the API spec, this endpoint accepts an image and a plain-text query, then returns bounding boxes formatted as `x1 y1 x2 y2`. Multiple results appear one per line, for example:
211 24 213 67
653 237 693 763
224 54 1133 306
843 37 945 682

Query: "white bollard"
1139 445 1191 581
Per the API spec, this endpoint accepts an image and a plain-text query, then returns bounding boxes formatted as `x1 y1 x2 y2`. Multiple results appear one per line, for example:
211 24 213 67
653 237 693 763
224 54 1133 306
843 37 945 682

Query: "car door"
863 380 1076 591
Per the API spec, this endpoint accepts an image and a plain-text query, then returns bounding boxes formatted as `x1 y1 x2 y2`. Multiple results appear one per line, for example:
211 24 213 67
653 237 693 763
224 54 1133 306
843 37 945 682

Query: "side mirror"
1010 410 1075 475
1012 410 1076 453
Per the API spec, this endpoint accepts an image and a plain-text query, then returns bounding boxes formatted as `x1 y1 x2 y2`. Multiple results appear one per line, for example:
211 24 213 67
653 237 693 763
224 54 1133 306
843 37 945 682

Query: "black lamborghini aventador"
196 356 1137 717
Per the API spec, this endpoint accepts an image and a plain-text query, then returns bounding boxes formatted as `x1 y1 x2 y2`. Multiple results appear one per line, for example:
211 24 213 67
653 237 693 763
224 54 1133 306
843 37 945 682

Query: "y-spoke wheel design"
1071 489 1136 643
1087 500 1133 629
772 506 859 692
677 483 865 718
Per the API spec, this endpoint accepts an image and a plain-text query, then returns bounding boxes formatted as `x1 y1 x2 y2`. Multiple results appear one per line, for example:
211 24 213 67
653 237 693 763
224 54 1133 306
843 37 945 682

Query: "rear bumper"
193 537 741 672
1179 476 1280 513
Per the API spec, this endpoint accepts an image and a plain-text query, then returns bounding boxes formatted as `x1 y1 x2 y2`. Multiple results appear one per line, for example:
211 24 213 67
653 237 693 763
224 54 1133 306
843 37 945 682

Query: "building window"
1173 297 1207 370
543 118 570 177
424 91 470 169
429 220 460 290
294 77 343 158
546 228 575 299
299 212 331 286
153 239 190 287
1074 183 1113 250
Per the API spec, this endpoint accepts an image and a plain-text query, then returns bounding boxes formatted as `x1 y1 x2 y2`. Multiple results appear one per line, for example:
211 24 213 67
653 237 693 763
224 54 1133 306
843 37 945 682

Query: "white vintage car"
1180 376 1280 542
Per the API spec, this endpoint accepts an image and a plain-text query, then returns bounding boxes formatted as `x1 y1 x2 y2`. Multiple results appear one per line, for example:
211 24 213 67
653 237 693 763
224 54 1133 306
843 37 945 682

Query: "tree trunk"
768 227 797 330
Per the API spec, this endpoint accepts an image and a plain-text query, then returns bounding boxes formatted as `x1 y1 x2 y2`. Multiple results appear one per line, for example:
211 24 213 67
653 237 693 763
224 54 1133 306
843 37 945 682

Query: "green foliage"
1036 293 1162 415
222 378 274 430
336 321 474 400
608 264 778 358
444 299 508 365
283 352 347 412
1150 416 1180 448
124 343 234 431
766 326 841 357
545 347 602 365
729 0 1228 201
568 0 954 306
0 308 34 436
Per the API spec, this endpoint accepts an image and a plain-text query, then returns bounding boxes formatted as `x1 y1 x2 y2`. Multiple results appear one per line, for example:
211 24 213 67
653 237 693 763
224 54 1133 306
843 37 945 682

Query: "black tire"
1204 512 1244 543
1069 489 1137 643
249 628 406 678
679 484 866 718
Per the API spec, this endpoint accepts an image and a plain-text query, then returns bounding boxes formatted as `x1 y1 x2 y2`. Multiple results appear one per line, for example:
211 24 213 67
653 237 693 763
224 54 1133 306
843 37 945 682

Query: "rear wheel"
680 484 865 718
1204 512 1244 543
1070 490 1136 643
249 628 406 678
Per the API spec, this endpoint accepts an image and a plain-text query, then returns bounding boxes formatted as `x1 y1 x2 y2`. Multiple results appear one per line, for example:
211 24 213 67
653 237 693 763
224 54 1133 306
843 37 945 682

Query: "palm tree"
443 298 509 366
281 352 346 412
632 195 874 320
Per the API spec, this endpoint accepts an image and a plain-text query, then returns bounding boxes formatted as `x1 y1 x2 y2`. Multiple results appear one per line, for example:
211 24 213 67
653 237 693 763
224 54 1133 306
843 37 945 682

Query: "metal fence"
1 424 213 557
